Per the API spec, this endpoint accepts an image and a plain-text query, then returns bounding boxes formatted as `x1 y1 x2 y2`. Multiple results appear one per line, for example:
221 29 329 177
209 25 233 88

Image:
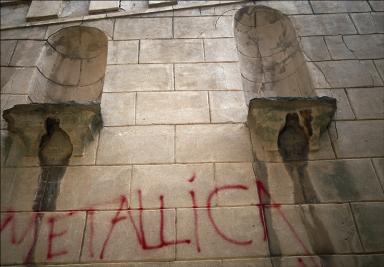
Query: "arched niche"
234 6 315 103
30 26 108 104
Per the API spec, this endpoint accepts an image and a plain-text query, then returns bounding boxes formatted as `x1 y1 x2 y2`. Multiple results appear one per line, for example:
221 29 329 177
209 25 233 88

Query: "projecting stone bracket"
3 103 102 157
247 96 337 152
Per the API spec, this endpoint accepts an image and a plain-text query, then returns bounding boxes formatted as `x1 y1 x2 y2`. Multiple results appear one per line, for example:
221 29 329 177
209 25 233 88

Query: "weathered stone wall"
1 1 383 267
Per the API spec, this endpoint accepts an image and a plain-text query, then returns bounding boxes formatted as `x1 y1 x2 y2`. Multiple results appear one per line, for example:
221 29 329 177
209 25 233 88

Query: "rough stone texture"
347 87 384 119
209 91 247 123
26 0 62 21
97 126 174 164
104 64 173 92
140 39 204 63
266 204 362 255
0 94 29 129
315 60 374 88
81 210 176 261
10 40 44 67
204 38 238 62
351 202 384 252
215 162 259 206
259 159 384 204
330 120 384 158
176 124 253 163
372 158 384 188
89 1 119 14
131 164 214 208
300 37 330 61
321 254 384 267
324 36 355 60
343 34 384 59
176 207 268 259
174 16 233 38
310 1 371 13
101 92 136 126
175 63 241 91
136 91 209 124
107 40 139 64
351 12 384 34
316 89 355 120
292 14 356 36
1 167 40 211
56 166 131 210
1 67 36 95
0 40 16 66
114 17 172 40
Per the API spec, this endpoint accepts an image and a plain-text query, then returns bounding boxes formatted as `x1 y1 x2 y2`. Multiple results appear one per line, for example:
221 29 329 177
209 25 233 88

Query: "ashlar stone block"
89 1 119 14
97 125 174 164
56 166 131 211
372 158 384 188
1 67 36 95
204 38 238 62
174 16 234 38
131 164 214 208
104 64 173 92
266 204 362 255
324 36 355 60
101 92 136 126
343 34 384 59
175 63 241 91
136 91 209 124
81 209 177 261
316 89 355 120
310 1 371 13
140 39 204 63
176 124 253 163
351 13 384 34
114 17 172 40
292 14 356 36
176 207 269 259
1 40 17 66
330 120 384 158
215 162 259 206
300 36 330 61
347 87 384 119
26 0 62 21
209 91 247 123
351 202 384 252
10 40 44 67
107 40 139 64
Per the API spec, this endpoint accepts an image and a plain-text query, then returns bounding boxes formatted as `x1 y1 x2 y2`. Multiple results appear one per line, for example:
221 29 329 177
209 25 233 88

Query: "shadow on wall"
234 5 315 103
30 26 108 104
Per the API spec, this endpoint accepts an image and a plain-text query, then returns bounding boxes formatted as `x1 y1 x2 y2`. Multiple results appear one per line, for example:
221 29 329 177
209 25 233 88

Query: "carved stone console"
3 103 102 157
247 97 336 159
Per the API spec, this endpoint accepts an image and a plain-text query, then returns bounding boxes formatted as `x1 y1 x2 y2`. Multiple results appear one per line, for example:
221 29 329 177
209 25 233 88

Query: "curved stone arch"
30 25 108 104
234 6 315 103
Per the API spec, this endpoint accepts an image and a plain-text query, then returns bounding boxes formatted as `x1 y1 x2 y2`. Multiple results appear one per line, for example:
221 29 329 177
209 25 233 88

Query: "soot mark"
33 117 73 212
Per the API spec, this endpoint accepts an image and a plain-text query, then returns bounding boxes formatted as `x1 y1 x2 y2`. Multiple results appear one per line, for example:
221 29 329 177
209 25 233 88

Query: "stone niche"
234 5 314 102
30 25 108 104
234 6 336 160
3 103 102 157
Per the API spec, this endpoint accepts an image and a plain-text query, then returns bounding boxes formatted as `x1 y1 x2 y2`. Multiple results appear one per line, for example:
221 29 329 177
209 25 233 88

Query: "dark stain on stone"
278 113 309 161
300 205 334 254
33 117 73 212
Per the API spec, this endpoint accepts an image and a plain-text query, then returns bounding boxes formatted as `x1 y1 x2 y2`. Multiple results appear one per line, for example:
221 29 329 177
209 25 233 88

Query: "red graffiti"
1 175 322 267
207 184 253 245
47 216 68 259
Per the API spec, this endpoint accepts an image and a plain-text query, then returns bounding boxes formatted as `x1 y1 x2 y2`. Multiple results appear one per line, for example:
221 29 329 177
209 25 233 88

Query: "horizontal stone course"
204 38 238 62
330 120 384 158
175 63 241 91
104 64 173 92
140 39 204 63
174 16 234 38
10 40 44 67
114 17 172 39
136 91 209 124
107 40 139 64
310 1 371 14
209 91 247 123
347 87 384 119
97 125 174 164
0 40 16 66
292 14 356 36
101 92 136 126
175 124 253 163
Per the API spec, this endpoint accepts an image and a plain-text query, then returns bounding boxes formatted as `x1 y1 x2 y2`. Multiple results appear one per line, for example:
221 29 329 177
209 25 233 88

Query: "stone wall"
1 1 384 267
